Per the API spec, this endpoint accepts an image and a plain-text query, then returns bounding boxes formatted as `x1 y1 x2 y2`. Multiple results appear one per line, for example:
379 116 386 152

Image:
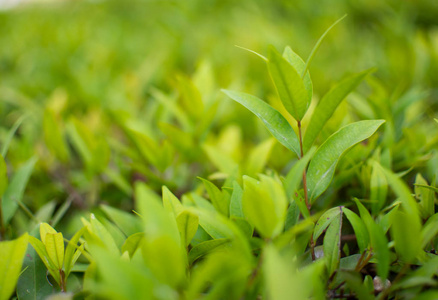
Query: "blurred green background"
0 0 437 235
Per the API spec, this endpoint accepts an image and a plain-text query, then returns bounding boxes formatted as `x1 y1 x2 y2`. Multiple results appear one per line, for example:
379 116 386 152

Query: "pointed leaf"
307 120 385 202
44 232 64 270
222 90 300 157
176 210 199 247
390 209 422 263
188 238 230 265
199 177 229 216
267 46 309 121
303 69 373 151
323 212 342 275
343 208 369 253
283 46 312 104
370 161 388 215
313 206 342 241
39 222 57 245
162 186 184 217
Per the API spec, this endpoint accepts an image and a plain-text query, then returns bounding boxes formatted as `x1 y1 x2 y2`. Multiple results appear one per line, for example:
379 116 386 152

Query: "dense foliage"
1 0 438 299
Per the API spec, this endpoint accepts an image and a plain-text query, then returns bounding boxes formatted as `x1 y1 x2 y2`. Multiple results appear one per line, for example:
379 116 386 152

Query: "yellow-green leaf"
44 232 64 270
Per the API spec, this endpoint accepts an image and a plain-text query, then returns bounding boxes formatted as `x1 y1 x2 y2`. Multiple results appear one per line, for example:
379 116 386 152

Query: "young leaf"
222 90 301 157
162 186 184 217
0 233 29 300
415 174 435 219
199 177 229 216
323 212 342 276
242 175 287 238
121 232 145 258
100 204 142 237
267 46 309 121
44 232 64 270
303 69 373 152
283 46 313 104
64 227 86 277
313 206 342 241
229 181 244 219
176 210 199 247
39 222 57 245
245 138 275 176
307 120 385 202
2 156 37 225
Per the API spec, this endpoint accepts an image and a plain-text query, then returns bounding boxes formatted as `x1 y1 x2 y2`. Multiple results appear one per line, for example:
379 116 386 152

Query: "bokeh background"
1 0 437 234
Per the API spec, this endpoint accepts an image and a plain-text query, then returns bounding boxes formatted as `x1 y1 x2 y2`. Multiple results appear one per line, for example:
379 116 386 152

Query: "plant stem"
297 121 315 261
60 269 67 292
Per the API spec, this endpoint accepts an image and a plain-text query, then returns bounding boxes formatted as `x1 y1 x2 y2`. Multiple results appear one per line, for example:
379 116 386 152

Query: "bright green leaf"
390 209 422 263
370 160 388 215
304 69 373 152
283 46 313 104
323 213 342 275
176 210 199 247
307 120 385 202
222 89 300 157
0 233 29 300
343 208 369 253
188 238 230 265
44 232 64 270
313 206 342 241
267 46 309 121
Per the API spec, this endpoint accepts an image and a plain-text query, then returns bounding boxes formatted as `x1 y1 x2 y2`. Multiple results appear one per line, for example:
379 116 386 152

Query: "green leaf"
323 212 342 276
176 210 199 247
121 232 145 258
303 69 373 152
283 46 313 104
415 174 435 219
82 215 120 256
313 206 342 241
222 90 300 157
188 238 230 265
229 181 244 219
370 160 388 215
43 109 69 162
390 209 422 263
307 120 385 202
283 147 316 204
263 244 309 300
199 177 229 216
28 236 59 278
343 208 369 253
1 114 26 158
64 227 86 277
17 244 54 300
2 156 37 225
242 175 287 238
0 233 29 300
244 138 275 177
0 154 7 196
354 199 389 280
162 186 184 217
267 46 309 121
235 45 267 61
421 213 438 248
44 232 64 270
100 204 142 237
39 222 57 245
202 144 239 175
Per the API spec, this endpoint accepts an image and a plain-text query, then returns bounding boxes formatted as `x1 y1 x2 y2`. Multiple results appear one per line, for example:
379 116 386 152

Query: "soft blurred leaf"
390 209 422 263
415 174 435 219
267 46 309 121
0 154 7 196
64 227 86 278
176 210 199 247
229 181 244 219
199 177 229 216
121 232 145 258
100 204 142 237
188 238 230 265
222 90 300 157
245 138 275 176
2 156 37 225
162 186 184 217
43 109 69 162
0 233 29 300
242 175 287 238
307 120 385 202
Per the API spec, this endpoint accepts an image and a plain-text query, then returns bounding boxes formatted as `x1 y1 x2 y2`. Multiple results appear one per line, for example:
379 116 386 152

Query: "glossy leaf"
0 233 29 300
283 46 312 103
303 69 373 152
222 89 300 157
267 46 309 121
307 120 385 202
242 175 287 238
313 206 342 241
